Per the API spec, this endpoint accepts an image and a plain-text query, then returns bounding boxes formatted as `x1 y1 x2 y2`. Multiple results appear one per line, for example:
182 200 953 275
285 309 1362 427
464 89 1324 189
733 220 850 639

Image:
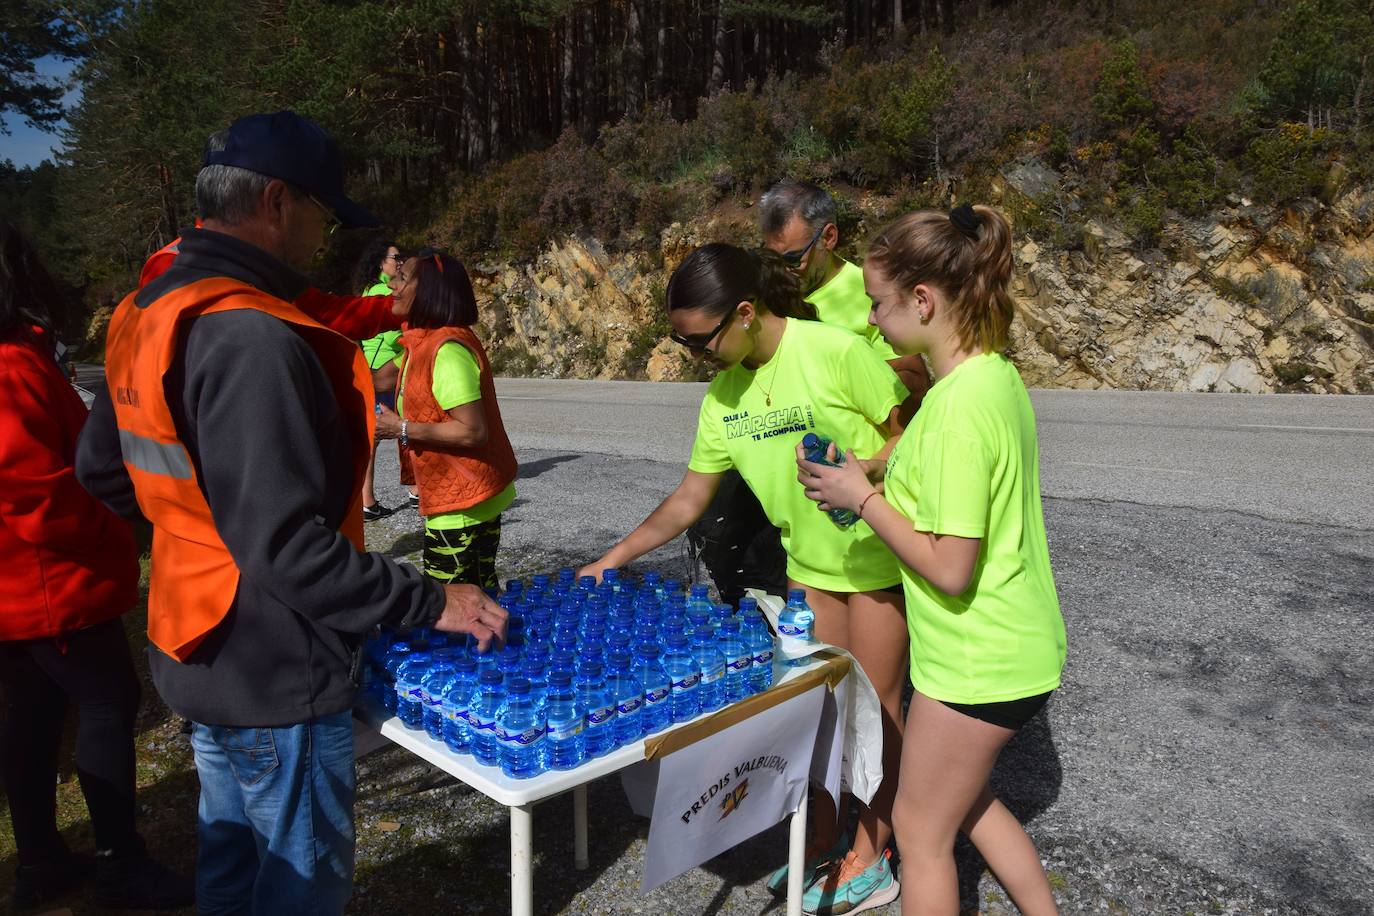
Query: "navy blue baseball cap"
203 111 380 229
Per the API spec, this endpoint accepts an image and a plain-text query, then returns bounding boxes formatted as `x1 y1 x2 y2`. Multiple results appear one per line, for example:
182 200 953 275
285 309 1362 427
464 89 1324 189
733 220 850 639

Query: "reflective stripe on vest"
118 429 193 479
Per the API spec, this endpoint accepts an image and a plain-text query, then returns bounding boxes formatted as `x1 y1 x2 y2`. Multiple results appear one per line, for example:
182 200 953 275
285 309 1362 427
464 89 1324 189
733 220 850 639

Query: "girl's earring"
743 320 751 329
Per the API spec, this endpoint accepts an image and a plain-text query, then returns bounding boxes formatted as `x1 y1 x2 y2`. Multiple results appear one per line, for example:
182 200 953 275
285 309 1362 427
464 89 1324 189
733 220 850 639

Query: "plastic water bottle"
634 643 672 734
577 660 617 759
744 612 775 693
496 677 545 779
663 578 683 600
719 616 751 703
377 639 411 713
606 649 644 747
602 567 622 592
439 654 478 753
522 656 548 714
690 626 726 713
470 668 505 766
543 670 586 770
642 571 662 595
420 649 458 739
778 588 817 667
800 433 860 528
497 645 523 686
505 578 524 598
687 583 713 618
394 650 432 730
663 631 701 723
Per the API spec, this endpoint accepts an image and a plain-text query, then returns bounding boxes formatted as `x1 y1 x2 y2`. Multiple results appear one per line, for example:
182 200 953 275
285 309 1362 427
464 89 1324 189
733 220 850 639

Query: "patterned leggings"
423 516 502 590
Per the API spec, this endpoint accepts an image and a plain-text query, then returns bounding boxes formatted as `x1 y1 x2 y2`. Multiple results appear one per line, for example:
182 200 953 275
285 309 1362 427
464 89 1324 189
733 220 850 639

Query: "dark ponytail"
665 243 817 321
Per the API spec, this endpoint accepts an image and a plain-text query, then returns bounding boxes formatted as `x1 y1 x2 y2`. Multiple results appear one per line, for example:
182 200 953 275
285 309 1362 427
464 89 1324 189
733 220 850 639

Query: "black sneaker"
11 852 94 911
94 848 194 911
362 502 395 522
407 492 420 509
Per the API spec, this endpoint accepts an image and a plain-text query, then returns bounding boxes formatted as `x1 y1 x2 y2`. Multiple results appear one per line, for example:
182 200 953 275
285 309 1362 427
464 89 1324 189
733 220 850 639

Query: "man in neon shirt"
760 179 930 408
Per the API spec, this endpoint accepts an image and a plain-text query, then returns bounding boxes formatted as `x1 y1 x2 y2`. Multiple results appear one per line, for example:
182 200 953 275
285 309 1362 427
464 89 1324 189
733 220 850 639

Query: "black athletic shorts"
940 690 1052 730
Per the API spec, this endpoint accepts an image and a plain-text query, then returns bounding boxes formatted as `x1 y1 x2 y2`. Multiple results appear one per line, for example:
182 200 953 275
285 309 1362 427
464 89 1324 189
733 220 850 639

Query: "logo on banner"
680 754 789 825
718 778 750 820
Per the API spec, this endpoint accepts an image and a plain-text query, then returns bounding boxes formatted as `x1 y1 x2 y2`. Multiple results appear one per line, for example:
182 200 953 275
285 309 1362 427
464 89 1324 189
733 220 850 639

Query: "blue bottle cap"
507 676 531 695
479 668 503 685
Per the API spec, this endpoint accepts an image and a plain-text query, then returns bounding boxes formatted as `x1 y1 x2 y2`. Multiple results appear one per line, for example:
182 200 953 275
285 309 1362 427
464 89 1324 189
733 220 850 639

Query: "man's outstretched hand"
436 584 508 652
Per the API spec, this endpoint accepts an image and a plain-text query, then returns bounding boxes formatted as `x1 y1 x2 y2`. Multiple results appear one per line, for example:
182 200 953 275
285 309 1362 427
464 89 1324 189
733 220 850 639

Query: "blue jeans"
190 711 356 916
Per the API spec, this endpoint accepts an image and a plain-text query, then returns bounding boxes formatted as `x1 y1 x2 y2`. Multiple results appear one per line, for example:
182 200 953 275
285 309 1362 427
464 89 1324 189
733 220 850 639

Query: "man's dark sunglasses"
778 224 825 268
670 308 736 352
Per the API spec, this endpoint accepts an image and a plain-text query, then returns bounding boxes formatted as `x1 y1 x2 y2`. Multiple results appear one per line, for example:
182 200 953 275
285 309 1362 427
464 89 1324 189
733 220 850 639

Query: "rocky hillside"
471 164 1374 395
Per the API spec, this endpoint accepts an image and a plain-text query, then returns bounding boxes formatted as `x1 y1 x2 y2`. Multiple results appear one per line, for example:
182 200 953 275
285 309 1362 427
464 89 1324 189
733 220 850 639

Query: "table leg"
511 803 534 916
573 784 589 870
787 782 809 916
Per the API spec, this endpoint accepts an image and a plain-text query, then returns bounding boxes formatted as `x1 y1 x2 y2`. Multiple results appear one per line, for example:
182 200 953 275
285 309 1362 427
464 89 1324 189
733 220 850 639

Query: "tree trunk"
561 15 576 133
893 0 904 32
626 0 645 117
707 0 727 95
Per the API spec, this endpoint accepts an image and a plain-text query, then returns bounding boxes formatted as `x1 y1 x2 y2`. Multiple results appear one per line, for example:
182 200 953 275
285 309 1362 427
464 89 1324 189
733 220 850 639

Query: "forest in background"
2 0 1372 338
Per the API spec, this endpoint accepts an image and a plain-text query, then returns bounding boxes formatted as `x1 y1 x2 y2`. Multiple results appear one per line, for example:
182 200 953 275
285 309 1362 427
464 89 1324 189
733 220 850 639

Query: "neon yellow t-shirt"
883 352 1066 704
397 341 516 530
688 318 906 592
359 279 403 368
806 261 899 362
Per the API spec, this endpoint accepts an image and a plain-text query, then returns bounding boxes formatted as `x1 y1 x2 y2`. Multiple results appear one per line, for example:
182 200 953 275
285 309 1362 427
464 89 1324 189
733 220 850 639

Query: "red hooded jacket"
0 336 139 640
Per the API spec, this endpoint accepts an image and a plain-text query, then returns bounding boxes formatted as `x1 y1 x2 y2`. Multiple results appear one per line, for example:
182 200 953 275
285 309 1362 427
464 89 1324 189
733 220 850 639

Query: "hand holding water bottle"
796 437 880 524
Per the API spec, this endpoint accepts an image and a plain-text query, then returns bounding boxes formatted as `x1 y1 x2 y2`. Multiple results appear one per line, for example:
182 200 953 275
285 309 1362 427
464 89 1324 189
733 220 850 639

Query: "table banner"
639 682 826 891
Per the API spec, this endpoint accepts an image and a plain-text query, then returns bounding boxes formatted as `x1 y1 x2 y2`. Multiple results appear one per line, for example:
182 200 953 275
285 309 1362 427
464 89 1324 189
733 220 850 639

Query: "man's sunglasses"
306 193 341 237
669 308 736 353
778 224 825 268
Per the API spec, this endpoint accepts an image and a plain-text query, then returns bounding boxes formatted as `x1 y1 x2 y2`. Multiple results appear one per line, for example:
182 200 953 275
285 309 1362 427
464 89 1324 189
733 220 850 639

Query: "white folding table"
354 655 846 916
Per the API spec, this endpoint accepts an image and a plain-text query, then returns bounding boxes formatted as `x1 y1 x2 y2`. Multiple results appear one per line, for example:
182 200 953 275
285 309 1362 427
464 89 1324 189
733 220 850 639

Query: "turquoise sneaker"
765 832 850 897
802 849 900 915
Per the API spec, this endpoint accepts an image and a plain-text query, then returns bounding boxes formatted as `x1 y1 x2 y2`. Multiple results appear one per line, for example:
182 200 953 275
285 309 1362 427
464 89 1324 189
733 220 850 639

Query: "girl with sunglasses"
798 205 1065 915
583 243 911 913
374 251 517 590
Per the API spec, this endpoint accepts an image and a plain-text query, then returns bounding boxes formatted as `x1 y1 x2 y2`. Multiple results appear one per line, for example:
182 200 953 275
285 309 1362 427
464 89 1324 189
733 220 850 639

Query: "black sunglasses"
670 308 736 353
778 224 825 268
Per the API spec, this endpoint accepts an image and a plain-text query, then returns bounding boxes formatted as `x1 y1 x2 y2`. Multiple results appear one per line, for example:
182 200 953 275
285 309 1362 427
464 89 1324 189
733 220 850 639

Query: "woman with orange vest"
374 251 517 589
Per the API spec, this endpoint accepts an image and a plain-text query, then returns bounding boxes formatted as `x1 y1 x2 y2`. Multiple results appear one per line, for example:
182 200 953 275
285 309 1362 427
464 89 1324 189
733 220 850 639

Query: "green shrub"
1123 190 1167 248
1093 40 1155 136
698 86 784 189
1155 125 1228 217
1244 123 1335 204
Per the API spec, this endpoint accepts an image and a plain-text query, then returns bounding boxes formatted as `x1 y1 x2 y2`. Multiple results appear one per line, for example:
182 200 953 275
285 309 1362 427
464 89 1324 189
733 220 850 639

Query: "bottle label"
644 685 670 705
700 661 724 684
546 715 584 742
776 622 809 638
497 725 544 748
616 696 643 715
586 703 616 726
726 655 751 673
752 650 774 667
442 703 468 723
671 673 701 693
420 690 442 708
473 713 496 733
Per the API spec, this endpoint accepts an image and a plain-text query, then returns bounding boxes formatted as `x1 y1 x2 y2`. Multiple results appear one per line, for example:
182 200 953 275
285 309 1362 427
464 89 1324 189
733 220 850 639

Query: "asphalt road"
355 381 1373 915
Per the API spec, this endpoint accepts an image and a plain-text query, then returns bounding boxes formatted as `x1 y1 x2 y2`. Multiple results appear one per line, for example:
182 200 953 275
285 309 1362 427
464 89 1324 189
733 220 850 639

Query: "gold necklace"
755 359 779 406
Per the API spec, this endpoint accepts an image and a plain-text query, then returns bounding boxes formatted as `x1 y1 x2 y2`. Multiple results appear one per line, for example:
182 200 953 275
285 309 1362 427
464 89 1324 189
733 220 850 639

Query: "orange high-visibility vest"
398 325 517 516
106 276 375 661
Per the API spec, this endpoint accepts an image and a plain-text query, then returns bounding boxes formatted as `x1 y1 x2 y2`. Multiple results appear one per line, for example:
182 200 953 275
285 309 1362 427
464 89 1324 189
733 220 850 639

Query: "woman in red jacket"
0 221 190 911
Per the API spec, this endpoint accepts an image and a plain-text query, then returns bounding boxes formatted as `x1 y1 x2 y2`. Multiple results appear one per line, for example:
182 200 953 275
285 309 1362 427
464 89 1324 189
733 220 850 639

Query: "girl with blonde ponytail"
584 243 914 911
798 205 1066 915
